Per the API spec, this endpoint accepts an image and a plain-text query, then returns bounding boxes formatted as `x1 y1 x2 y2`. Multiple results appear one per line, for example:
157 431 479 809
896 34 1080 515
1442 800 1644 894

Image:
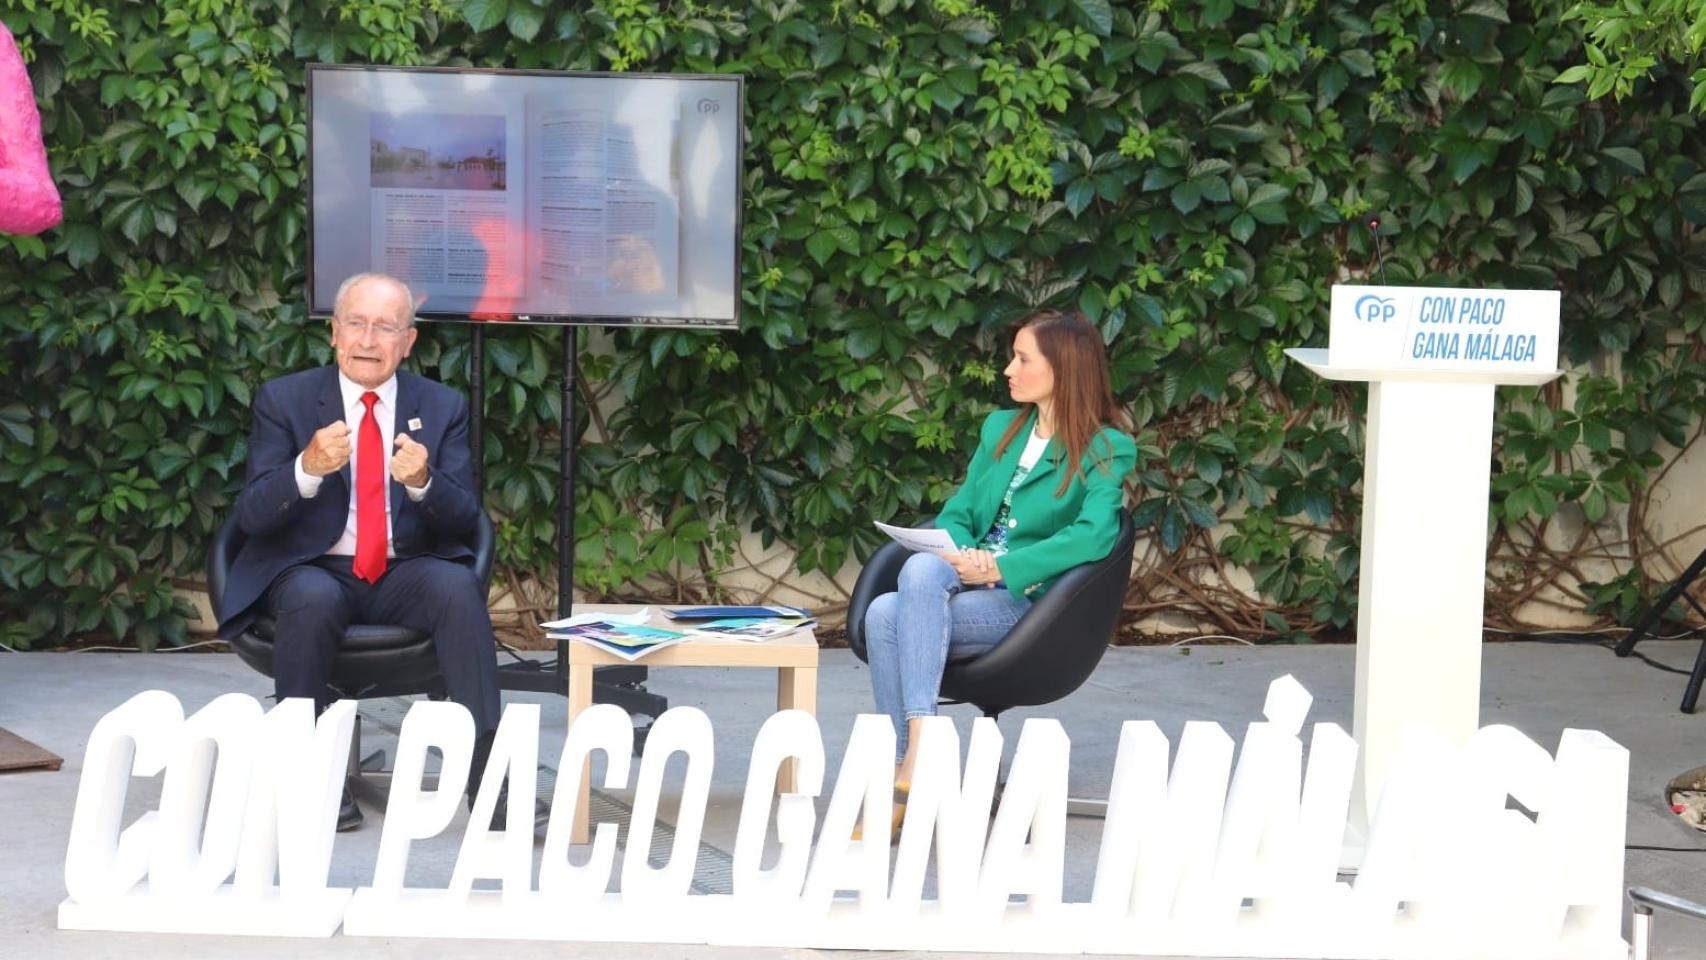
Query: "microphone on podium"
1367 215 1390 285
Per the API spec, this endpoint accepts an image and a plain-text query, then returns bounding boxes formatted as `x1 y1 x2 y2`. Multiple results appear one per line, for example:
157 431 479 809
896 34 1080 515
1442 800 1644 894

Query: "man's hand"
392 433 430 487
301 422 352 477
941 548 1003 586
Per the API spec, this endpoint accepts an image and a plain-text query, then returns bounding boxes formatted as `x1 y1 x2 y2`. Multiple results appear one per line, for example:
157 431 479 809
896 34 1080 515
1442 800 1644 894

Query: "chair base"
1067 797 1109 819
342 712 551 831
344 714 437 810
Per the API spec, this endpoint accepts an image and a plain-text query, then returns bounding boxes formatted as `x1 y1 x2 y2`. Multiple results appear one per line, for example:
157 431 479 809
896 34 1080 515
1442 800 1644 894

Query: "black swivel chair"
846 509 1136 814
206 511 497 806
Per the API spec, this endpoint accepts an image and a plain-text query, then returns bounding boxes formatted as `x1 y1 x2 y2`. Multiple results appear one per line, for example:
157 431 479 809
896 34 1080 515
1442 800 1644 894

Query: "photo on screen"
307 65 744 328
369 113 508 192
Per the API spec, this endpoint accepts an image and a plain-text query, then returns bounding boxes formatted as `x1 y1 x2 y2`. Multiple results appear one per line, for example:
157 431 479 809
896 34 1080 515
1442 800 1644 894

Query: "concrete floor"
2 639 1704 958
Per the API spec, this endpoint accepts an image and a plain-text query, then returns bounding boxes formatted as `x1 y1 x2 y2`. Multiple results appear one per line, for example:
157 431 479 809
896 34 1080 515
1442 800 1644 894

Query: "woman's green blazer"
935 408 1136 601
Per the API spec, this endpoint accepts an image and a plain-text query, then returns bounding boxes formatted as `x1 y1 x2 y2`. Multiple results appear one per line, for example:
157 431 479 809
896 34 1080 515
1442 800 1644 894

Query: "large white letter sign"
539 703 632 904
449 703 541 903
60 695 355 936
342 700 477 937
64 682 1631 959
731 709 824 906
891 715 1002 920
1088 719 1171 921
798 712 897 918
972 719 1069 932
148 693 265 898
63 690 183 904
1134 720 1235 924
1199 679 1310 926
620 706 715 908
232 698 355 904
1540 729 1629 956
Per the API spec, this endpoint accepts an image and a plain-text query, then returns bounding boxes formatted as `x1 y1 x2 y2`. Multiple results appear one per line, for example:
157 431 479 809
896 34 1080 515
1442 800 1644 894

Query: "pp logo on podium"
1355 294 1397 323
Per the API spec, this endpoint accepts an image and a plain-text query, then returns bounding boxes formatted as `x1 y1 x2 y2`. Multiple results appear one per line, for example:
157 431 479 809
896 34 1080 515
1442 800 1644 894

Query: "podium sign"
1287 285 1562 861
1328 285 1560 375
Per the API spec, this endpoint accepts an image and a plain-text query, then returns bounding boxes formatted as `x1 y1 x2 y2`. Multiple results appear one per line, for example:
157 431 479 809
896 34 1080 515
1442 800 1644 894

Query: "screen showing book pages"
307 64 743 327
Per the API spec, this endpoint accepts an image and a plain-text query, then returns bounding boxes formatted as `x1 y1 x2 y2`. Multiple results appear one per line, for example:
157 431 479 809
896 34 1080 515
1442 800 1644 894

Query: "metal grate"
360 697 737 894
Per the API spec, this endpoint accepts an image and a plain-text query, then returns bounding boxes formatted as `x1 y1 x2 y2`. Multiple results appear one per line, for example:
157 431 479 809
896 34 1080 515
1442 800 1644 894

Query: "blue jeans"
863 552 1032 761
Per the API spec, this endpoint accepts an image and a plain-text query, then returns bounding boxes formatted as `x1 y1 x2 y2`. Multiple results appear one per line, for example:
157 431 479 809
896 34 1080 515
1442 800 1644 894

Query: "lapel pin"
408 417 423 431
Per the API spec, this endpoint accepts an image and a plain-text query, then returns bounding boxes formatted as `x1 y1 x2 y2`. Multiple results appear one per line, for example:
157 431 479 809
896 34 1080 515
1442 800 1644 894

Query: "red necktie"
351 391 387 584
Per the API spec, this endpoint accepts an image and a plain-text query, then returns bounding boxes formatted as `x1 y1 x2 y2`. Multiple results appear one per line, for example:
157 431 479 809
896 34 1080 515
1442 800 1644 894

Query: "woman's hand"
941 548 1003 586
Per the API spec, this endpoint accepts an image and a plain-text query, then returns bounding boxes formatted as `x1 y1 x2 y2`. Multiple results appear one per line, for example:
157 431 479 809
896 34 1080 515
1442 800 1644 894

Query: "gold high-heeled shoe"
852 782 909 844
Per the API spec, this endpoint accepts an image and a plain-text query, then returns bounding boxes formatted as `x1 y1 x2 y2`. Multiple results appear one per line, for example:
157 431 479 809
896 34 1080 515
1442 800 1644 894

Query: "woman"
862 309 1136 826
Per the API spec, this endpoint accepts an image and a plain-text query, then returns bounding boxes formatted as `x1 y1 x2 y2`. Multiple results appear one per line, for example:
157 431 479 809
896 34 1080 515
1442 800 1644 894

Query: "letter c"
64 691 185 903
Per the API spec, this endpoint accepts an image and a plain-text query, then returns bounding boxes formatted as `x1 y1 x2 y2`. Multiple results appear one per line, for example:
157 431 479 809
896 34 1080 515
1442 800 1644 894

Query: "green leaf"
0 404 33 446
175 178 212 212
1460 0 1511 22
1182 497 1218 529
1069 0 1113 37
1439 60 1483 100
1170 180 1202 213
813 31 846 69
847 327 880 359
845 161 874 198
830 226 860 255
506 1 545 41
1131 294 1165 328
1600 146 1646 175
1317 62 1349 103
806 231 839 266
1340 49 1376 78
1065 179 1097 217
63 224 101 268
462 0 510 31
1159 507 1187 551
120 203 155 245
1582 485 1608 524
1178 60 1230 90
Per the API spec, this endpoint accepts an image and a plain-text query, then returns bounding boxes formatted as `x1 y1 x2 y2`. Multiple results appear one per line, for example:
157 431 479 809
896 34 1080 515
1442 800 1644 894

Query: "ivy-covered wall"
2 0 1703 649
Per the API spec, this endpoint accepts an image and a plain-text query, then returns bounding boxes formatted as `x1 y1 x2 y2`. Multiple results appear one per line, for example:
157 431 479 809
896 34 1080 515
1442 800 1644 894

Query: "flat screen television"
306 64 744 328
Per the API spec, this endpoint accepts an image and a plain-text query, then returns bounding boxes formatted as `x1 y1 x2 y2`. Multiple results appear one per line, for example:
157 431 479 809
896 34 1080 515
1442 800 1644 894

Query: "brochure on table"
541 609 688 661
662 604 812 620
684 617 814 642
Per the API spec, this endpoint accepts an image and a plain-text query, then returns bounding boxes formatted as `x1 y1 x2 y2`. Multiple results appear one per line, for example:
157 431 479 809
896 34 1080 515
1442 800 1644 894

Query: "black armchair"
206 511 497 804
846 508 1136 721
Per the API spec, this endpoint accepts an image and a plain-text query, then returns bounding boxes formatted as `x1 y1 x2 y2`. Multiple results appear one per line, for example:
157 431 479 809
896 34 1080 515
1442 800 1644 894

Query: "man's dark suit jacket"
216 365 481 640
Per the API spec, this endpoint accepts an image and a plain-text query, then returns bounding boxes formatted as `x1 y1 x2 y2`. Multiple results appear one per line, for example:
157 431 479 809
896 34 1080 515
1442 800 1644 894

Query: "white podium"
1285 285 1561 853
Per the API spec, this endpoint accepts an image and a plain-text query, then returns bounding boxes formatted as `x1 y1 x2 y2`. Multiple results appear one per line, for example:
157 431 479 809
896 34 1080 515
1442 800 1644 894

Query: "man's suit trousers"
266 554 501 738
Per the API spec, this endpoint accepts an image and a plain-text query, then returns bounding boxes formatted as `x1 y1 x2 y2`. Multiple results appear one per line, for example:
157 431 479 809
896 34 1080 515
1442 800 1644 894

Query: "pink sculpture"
0 22 62 235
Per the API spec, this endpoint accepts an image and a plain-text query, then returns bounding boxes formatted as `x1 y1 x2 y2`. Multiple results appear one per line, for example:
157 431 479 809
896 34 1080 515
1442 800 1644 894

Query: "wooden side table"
563 608 819 844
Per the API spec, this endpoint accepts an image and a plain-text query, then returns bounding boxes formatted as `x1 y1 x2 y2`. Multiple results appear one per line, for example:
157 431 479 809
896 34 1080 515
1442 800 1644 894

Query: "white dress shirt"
293 372 430 557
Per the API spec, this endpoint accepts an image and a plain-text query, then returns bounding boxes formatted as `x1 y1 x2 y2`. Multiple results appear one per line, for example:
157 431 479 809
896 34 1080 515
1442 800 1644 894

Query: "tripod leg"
1616 546 1706 657
1682 635 1706 714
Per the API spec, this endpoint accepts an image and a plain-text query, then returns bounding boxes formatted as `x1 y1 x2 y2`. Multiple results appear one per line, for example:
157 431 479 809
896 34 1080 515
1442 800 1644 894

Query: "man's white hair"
332 272 417 326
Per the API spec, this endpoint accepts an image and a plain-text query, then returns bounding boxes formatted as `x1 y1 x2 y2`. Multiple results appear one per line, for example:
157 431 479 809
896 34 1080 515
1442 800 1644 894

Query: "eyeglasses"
335 317 411 338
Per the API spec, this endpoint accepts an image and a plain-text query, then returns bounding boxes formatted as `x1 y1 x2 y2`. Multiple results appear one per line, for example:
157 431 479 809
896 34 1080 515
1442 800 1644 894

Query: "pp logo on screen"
697 98 720 114
1355 294 1396 323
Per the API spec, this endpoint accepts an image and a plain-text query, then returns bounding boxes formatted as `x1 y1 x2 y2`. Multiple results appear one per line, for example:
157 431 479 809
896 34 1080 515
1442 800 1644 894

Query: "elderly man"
216 272 502 830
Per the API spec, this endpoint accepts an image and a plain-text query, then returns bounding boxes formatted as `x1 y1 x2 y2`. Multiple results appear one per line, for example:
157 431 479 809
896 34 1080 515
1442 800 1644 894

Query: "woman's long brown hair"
993 309 1131 495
